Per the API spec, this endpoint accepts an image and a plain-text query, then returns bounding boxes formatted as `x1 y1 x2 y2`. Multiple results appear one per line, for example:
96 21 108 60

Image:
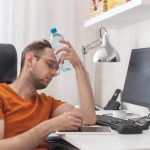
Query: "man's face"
30 47 59 90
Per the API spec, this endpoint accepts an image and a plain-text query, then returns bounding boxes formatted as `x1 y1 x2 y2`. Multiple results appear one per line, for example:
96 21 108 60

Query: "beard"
35 81 48 90
30 70 51 90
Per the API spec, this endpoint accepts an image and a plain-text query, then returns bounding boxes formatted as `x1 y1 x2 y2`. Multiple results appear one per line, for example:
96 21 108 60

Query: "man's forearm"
75 65 96 125
0 120 56 150
0 129 41 150
0 112 84 150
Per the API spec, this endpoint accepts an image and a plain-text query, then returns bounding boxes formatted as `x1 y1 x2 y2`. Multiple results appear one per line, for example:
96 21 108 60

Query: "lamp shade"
93 47 108 62
93 32 120 62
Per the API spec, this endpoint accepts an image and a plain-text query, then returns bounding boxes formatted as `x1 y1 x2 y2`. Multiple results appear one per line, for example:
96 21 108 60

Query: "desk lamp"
82 27 120 65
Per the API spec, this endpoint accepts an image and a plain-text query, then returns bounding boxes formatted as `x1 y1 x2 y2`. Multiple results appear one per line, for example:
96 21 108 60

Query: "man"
0 39 96 149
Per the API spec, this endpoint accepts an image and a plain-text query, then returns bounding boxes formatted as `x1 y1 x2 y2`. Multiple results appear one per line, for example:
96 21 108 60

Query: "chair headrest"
0 43 17 83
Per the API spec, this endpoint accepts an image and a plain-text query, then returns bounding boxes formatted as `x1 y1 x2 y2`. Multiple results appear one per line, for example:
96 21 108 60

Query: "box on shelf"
90 0 131 18
90 0 104 17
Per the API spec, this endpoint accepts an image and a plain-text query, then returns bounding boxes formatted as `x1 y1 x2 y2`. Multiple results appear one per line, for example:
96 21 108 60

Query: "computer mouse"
117 124 142 134
48 136 80 150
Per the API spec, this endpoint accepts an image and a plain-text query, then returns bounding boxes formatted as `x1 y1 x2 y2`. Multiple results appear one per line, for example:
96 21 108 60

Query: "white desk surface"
60 131 150 150
49 110 150 150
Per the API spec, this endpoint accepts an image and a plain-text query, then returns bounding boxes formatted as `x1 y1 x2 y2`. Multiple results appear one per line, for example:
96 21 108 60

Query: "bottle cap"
50 27 57 34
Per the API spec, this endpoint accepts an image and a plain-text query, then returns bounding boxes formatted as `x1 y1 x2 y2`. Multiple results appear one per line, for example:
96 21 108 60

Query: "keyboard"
96 115 149 134
130 116 150 125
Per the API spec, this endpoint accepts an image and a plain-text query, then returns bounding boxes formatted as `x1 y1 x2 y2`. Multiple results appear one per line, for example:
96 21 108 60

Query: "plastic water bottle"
50 27 71 72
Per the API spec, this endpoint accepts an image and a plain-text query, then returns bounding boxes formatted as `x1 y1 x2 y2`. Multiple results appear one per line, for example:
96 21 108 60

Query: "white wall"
76 0 150 116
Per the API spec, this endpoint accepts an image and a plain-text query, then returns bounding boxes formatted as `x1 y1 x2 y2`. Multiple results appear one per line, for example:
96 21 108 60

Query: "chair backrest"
0 43 17 83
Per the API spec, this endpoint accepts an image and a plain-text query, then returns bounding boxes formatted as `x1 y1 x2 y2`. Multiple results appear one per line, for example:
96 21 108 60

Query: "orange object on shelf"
105 0 127 11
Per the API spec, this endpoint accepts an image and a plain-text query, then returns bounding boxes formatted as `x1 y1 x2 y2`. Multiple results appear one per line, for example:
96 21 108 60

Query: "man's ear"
25 52 35 68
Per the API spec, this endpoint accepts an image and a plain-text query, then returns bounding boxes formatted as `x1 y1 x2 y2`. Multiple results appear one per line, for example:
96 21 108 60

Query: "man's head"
21 40 59 90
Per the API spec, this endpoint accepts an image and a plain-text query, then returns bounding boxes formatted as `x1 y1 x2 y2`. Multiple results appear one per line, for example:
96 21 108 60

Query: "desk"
49 111 150 150
60 131 150 150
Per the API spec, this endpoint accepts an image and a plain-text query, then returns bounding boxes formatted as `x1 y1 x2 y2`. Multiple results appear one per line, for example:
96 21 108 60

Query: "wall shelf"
84 0 150 29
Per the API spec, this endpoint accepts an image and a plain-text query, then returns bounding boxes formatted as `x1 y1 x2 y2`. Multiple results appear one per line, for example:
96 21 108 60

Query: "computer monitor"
122 47 150 108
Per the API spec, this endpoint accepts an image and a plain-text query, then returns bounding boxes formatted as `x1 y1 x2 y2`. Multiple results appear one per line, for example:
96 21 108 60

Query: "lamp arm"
82 39 101 55
82 27 107 55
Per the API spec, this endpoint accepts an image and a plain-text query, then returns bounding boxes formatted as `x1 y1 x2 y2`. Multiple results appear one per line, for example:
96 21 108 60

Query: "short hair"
21 39 52 69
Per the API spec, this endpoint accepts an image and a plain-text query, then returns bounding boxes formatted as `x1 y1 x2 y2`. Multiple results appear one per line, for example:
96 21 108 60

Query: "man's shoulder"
36 92 63 102
0 83 9 93
0 83 10 102
0 83 7 87
36 92 53 100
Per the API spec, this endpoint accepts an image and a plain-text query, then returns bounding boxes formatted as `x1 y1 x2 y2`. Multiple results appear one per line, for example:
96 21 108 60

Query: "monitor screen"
122 48 150 108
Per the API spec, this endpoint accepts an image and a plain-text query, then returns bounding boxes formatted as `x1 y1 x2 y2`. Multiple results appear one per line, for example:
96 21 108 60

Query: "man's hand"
52 111 83 131
54 40 83 70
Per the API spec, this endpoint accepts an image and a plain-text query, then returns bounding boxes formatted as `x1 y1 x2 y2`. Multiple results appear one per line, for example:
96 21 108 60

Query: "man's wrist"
74 64 85 72
32 119 57 140
43 119 58 135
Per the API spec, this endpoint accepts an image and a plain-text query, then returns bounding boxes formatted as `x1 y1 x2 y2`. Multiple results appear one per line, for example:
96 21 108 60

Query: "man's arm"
0 124 43 150
75 65 96 125
0 111 83 150
55 40 96 125
51 103 75 118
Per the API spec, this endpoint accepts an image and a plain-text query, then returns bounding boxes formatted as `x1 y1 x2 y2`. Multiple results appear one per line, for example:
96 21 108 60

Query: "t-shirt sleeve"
0 99 4 119
51 97 66 111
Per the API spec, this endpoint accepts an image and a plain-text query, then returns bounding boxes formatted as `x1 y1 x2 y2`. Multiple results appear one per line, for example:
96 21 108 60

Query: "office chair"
0 43 17 83
48 136 80 150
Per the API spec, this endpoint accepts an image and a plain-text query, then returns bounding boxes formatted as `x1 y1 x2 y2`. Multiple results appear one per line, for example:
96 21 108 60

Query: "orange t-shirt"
0 83 65 150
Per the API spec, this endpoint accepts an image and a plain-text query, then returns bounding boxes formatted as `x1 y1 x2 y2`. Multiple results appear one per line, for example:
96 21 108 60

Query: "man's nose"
50 68 58 76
